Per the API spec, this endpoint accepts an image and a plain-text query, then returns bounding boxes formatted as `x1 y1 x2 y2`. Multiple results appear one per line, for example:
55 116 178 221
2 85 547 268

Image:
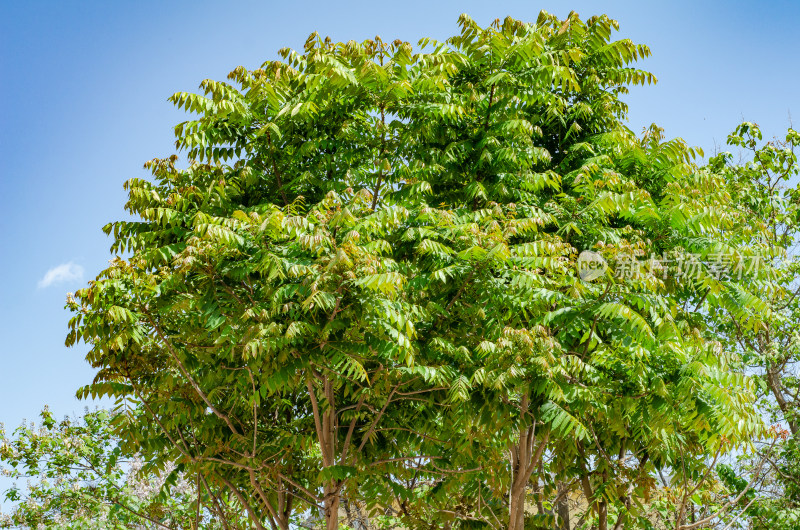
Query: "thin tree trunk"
508 426 529 530
508 395 531 530
508 397 550 530
556 482 571 530
308 376 341 530
598 499 608 530
275 478 292 530
598 468 608 530
323 377 340 530
576 441 598 530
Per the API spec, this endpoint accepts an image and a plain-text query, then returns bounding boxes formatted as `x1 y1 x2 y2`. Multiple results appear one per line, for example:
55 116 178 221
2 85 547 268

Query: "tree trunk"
508 400 532 530
509 476 527 530
275 481 292 530
508 397 549 530
322 378 340 530
556 483 570 530
308 376 342 530
598 499 607 530
598 468 608 530
324 481 340 530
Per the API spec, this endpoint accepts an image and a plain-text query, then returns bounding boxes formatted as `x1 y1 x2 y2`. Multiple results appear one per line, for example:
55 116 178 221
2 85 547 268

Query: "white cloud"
38 262 84 289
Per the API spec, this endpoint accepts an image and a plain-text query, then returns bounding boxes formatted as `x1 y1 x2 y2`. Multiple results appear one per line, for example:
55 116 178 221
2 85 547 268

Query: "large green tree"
67 12 769 530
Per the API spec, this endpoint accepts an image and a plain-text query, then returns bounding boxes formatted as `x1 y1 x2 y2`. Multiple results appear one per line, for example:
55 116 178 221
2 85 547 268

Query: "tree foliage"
699 123 800 530
0 408 244 529
65 12 775 530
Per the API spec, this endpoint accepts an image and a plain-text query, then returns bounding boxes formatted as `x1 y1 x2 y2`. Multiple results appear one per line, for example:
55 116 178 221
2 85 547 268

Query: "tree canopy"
61 11 782 530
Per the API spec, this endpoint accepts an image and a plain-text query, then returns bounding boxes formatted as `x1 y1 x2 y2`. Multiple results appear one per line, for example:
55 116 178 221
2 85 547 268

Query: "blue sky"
1 0 798 429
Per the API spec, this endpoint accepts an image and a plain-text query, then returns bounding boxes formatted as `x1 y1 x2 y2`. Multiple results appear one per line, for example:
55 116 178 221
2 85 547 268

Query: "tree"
700 123 800 530
67 12 769 530
0 408 243 529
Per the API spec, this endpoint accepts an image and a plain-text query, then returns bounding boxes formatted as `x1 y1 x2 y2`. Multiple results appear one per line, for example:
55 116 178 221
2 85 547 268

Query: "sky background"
1 0 799 431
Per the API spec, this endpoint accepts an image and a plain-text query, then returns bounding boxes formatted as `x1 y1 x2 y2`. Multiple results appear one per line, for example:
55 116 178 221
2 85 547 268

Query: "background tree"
0 408 244 529
700 123 800 530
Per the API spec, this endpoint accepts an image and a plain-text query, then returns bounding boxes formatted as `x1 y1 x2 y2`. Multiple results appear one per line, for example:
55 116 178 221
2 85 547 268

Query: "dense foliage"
24 10 793 530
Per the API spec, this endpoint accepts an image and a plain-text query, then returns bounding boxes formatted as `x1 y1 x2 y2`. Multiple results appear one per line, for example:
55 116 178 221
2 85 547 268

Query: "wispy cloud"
38 262 84 289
